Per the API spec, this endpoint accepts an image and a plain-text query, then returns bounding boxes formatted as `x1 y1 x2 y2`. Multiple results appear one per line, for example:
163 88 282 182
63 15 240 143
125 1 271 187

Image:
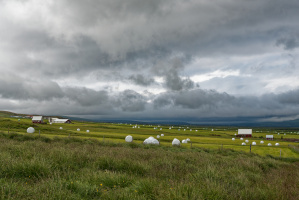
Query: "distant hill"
1 111 299 127
0 111 27 117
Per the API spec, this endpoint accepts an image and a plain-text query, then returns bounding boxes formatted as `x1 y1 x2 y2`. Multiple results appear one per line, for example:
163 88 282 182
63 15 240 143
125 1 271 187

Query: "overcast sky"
1 0 299 123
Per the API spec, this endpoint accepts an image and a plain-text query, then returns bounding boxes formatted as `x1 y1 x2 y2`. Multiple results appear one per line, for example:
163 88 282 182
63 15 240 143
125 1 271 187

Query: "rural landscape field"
1 112 298 199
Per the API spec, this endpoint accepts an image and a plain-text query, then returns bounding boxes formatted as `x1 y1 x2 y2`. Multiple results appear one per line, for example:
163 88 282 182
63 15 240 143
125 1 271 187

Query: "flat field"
1 117 298 158
0 117 299 199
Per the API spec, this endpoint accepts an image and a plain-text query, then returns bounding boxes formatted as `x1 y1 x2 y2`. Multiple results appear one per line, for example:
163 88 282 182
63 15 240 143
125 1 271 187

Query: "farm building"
48 118 59 123
53 119 72 124
266 135 274 140
237 129 252 137
32 116 43 123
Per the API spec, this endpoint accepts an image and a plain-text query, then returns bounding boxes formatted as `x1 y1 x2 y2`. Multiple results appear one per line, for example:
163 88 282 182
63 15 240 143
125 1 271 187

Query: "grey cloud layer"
1 71 299 119
0 0 299 120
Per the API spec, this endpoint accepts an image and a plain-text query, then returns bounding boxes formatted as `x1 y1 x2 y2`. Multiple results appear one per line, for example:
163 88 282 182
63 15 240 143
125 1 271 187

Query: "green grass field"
0 116 298 199
1 117 298 158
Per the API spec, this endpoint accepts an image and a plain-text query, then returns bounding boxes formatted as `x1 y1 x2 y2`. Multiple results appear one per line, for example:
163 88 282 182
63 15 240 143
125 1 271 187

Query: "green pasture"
1 117 298 158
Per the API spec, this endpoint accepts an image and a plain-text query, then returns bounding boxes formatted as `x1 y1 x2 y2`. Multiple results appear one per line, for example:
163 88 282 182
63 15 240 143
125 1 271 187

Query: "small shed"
266 135 274 140
237 129 252 137
32 116 43 123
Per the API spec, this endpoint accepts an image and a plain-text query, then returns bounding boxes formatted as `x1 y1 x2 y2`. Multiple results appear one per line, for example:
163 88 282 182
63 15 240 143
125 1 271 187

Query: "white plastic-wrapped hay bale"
125 135 133 143
260 141 264 144
59 127 63 130
161 134 164 137
196 130 198 132
252 142 256 145
157 135 160 138
232 138 235 141
182 139 187 144
169 127 171 129
186 138 190 142
275 143 279 146
277 133 280 135
50 123 52 125
240 137 244 140
245 140 249 143
27 127 35 134
18 119 20 121
184 129 186 131
77 128 80 131
190 129 192 131
268 143 272 146
241 142 246 145
160 128 162 130
178 129 180 131
172 138 180 146
143 136 159 145
86 130 90 133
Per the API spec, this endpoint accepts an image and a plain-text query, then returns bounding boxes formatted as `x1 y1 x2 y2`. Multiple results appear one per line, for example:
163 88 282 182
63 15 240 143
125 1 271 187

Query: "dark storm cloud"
0 73 64 100
152 88 299 118
276 36 299 50
152 58 195 91
113 90 147 112
128 74 155 86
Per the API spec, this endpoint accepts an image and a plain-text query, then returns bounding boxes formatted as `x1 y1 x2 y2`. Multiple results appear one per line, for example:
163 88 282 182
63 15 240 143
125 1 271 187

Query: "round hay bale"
27 127 35 134
172 138 180 146
125 135 133 143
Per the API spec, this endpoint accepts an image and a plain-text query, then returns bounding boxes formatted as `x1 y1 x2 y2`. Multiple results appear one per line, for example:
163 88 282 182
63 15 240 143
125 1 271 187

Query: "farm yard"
0 115 298 199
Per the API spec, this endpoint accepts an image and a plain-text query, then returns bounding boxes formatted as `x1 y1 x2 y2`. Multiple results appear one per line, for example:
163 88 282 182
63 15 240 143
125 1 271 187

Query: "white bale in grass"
232 138 235 141
27 127 35 134
240 138 244 140
18 119 20 121
278 133 280 135
268 143 272 146
169 127 171 129
143 136 159 145
172 138 180 146
252 142 256 145
77 128 80 131
182 139 187 144
186 138 190 142
275 143 280 146
234 133 237 135
190 129 192 131
242 142 246 145
50 123 52 125
86 130 90 133
160 128 162 130
178 129 180 131
157 135 160 138
260 141 264 144
245 140 249 143
161 134 164 136
284 133 286 135
196 130 198 132
184 129 186 131
59 127 63 130
125 135 133 143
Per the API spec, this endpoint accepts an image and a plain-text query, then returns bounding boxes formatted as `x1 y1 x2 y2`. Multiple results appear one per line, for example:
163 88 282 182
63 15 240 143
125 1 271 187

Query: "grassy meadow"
0 115 298 199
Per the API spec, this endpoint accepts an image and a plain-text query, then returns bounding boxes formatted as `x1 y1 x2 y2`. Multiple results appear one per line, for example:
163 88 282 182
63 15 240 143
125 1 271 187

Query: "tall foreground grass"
0 133 298 200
